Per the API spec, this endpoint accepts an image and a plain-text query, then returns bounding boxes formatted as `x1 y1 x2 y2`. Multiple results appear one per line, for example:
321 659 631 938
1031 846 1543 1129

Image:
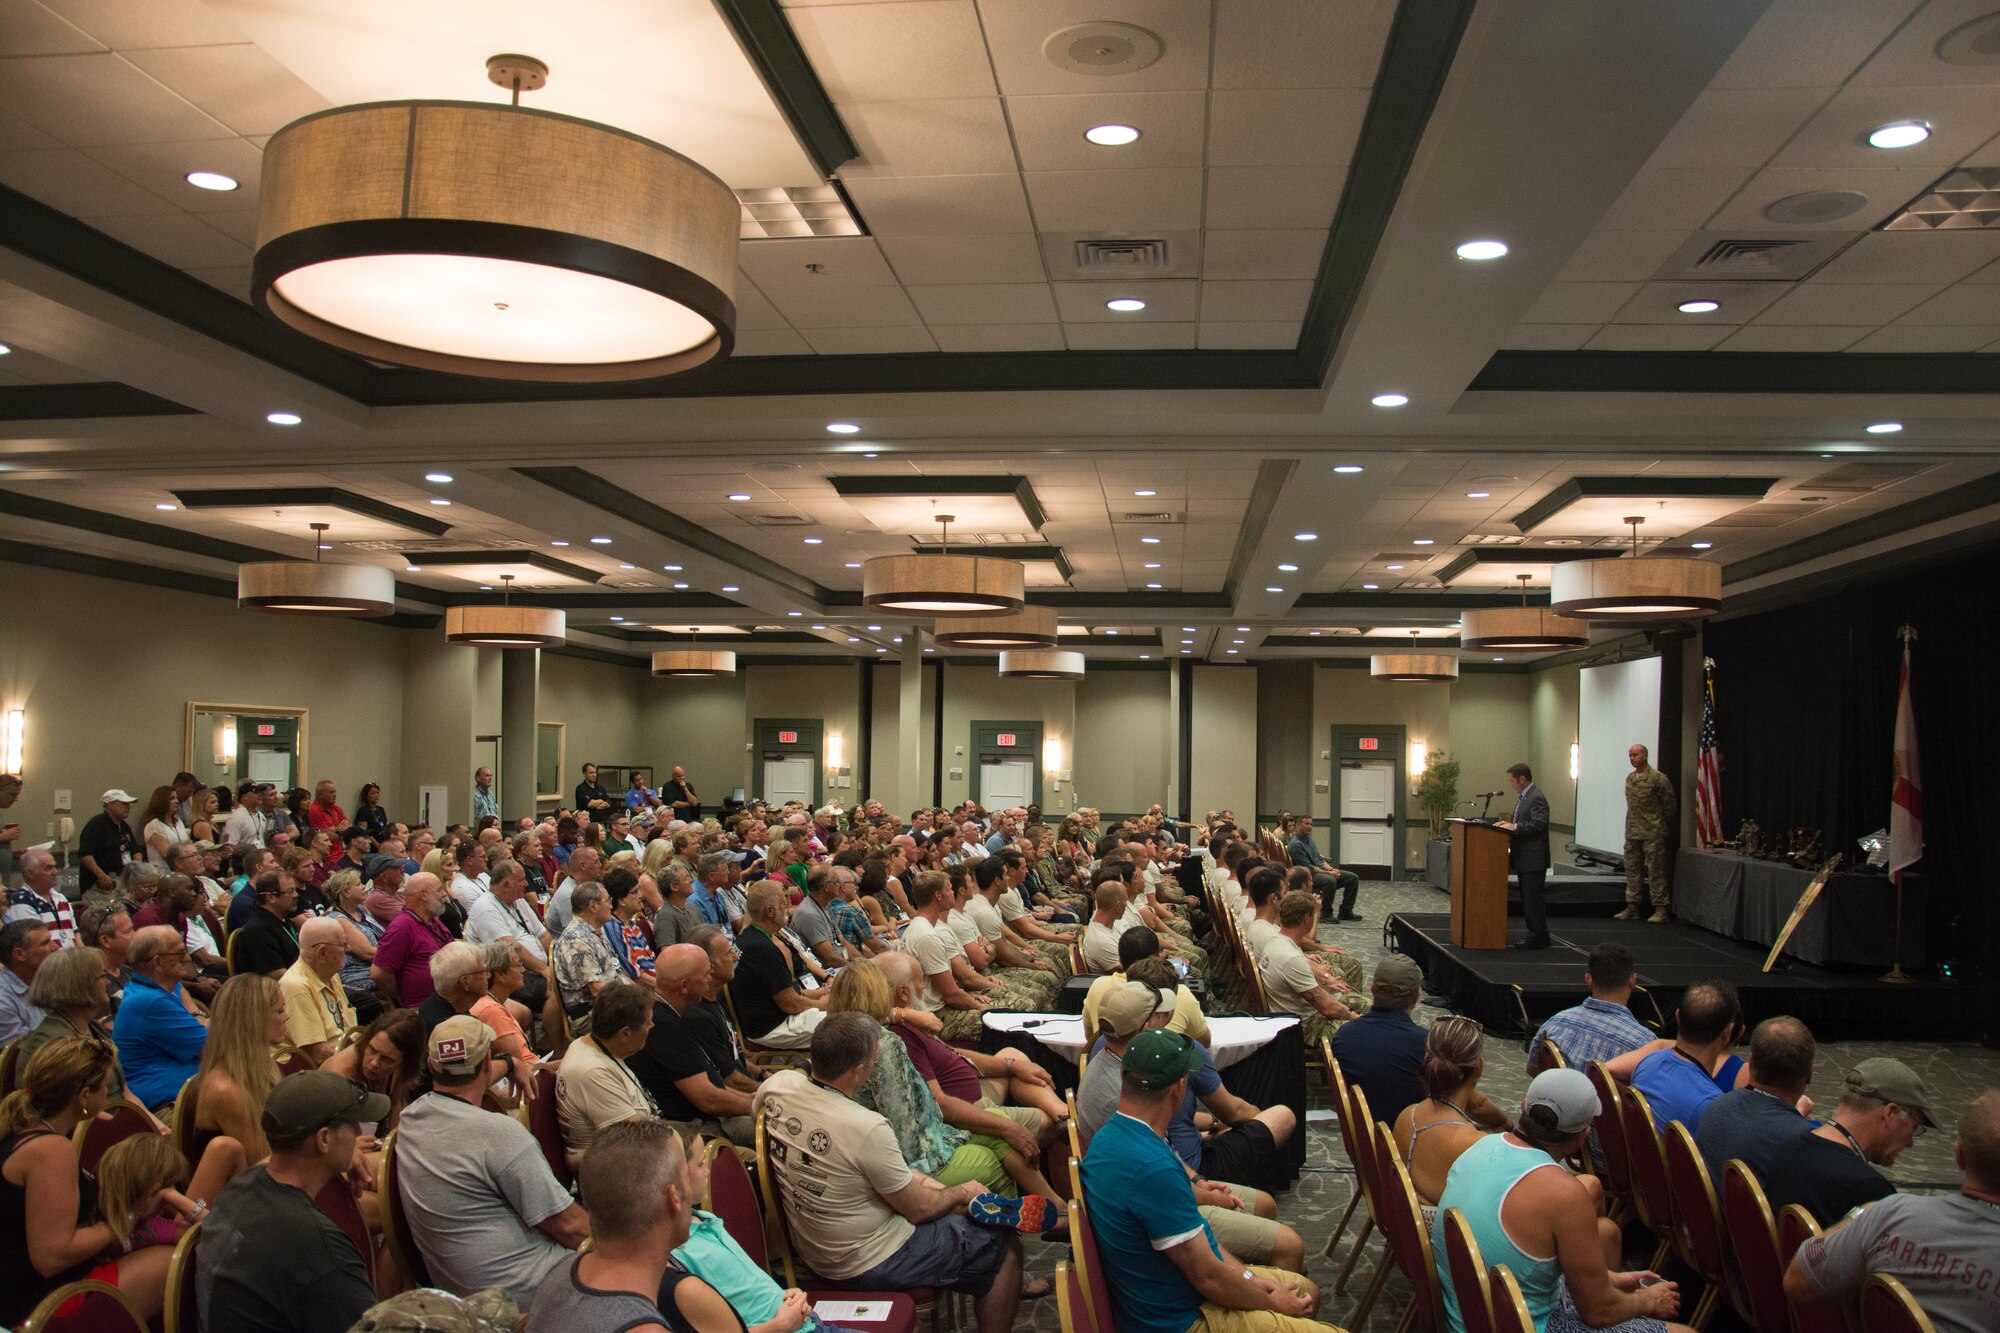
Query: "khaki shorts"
1201 1183 1282 1265
975 1094 1045 1131
1185 1267 1336 1333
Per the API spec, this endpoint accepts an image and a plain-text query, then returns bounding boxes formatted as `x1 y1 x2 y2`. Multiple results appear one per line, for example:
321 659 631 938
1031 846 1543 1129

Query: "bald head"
876 950 923 1003
299 917 344 949
656 943 710 1001
1960 1090 2000 1192
404 871 440 900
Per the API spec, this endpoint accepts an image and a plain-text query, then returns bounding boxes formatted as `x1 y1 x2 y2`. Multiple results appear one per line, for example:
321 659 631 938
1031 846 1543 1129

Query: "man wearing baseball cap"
198 1071 386 1333
1079 1029 1334 1333
76 788 141 906
1434 1068 1691 1333
1764 1056 1938 1227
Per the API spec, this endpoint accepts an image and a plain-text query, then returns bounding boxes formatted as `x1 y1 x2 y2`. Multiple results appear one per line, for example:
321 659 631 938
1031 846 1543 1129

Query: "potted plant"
1414 751 1461 840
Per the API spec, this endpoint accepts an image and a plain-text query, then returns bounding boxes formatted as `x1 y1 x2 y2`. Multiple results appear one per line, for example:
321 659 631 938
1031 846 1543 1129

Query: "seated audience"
1393 1015 1514 1219
1619 980 1743 1132
1079 880 1128 974
422 939 497 1035
727 880 828 1049
1694 1015 1816 1183
898 871 1001 1043
0 919 51 1044
370 872 453 1008
754 1013 1030 1330
1764 1057 1934 1227
1285 814 1359 921
279 917 357 1065
6 847 77 947
1784 1088 1999 1333
192 972 288 1164
82 905 134 1015
600 867 657 981
320 1006 427 1135
233 871 302 978
668 1131 822 1333
652 862 705 950
470 940 546 1072
465 856 553 1017
553 882 624 1024
395 1015 591 1302
1080 1028 1335 1333
112 924 209 1113
685 926 767 1097
325 868 385 1022
556 981 660 1166
1248 867 1364 994
628 944 754 1147
197 1070 383 1333
1433 1068 1692 1333
1529 944 1654 1073
1079 924 1210 1044
19 945 138 1110
1333 954 1442 1126
1258 889 1364 1046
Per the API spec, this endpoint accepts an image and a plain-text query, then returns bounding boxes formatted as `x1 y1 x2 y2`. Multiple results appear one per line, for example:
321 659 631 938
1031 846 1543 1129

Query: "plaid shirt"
1533 996 1653 1070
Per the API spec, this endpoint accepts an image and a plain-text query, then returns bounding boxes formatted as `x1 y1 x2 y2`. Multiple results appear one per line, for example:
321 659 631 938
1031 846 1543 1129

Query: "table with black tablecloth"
1674 848 1928 967
980 1011 1308 1188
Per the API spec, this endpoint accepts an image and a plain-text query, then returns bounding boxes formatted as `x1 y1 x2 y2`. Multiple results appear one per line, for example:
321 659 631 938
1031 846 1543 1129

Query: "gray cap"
347 1288 520 1333
1371 954 1424 1003
1522 1068 1601 1135
1843 1057 1937 1126
361 853 405 882
1098 980 1175 1040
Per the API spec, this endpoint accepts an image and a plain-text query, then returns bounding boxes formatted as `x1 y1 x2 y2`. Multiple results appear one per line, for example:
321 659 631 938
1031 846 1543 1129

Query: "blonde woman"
191 973 288 1165
187 788 221 846
607 847 663 915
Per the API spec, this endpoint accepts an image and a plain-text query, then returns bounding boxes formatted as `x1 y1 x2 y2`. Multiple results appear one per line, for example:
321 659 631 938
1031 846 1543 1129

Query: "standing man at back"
1618 745 1676 923
1496 763 1551 950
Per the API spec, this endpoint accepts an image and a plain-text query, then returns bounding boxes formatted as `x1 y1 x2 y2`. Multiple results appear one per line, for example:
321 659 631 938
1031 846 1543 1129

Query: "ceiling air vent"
742 513 811 526
1807 460 1934 493
1074 238 1169 271
1120 511 1181 523
345 537 534 552
1692 239 1811 273
1652 231 1856 282
1707 502 1825 528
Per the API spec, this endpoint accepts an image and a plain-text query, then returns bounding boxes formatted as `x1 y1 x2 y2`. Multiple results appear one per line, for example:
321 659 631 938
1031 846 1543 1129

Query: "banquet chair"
162 1218 202 1333
377 1129 432 1292
1055 1259 1098 1333
71 1101 154 1173
1370 1124 1444 1333
1860 1273 1937 1333
1780 1205 1843 1332
1441 1207 1497 1333
1320 1043 1364 1259
1343 1087 1394 1325
1720 1159 1793 1333
1584 1060 1632 1223
1485 1265 1535 1333
1661 1120 1745 1329
525 1064 573 1188
1618 1084 1677 1272
19 1280 147 1333
1064 1154 1122 1333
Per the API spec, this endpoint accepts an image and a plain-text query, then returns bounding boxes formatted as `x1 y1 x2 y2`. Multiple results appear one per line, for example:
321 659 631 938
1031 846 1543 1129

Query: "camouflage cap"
347 1288 520 1333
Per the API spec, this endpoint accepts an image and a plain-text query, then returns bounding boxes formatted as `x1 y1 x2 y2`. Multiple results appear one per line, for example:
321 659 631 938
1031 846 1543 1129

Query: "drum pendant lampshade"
1549 518 1722 621
238 521 395 616
652 650 737 677
998 649 1085 680
1461 574 1591 650
862 515 1026 613
933 604 1059 648
444 574 565 647
1370 633 1458 682
253 92 739 382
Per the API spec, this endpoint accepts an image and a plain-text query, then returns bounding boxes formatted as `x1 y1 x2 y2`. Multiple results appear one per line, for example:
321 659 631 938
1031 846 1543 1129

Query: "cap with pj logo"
428 1015 494 1076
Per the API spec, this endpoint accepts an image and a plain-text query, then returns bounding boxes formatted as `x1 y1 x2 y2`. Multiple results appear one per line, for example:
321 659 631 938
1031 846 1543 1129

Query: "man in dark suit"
1497 762 1551 949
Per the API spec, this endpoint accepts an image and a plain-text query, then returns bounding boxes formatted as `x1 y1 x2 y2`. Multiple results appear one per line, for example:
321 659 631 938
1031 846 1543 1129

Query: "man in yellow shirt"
279 916 357 1064
1080 926 1210 1045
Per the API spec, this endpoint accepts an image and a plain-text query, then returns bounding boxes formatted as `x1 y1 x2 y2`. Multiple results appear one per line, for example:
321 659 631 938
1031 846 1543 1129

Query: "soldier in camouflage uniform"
1617 743 1677 922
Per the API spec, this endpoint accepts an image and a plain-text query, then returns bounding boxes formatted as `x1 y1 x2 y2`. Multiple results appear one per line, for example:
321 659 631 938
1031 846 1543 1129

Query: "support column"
898 643 927 812
500 648 540 824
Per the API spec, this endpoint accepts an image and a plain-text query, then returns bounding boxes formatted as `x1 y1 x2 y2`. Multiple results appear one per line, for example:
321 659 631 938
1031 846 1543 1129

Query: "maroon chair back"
1442 1208 1497 1333
72 1103 154 1174
378 1129 433 1291
1721 1160 1791 1333
702 1142 771 1271
313 1176 374 1285
1618 1085 1676 1249
1056 1259 1098 1333
1780 1205 1844 1332
273 1044 317 1076
526 1064 572 1187
1485 1265 1536 1333
1371 1128 1442 1333
1068 1164 1120 1333
1661 1121 1733 1312
1860 1273 1938 1333
164 1219 201 1333
19 1279 147 1333
1584 1061 1631 1198
1349 1083 1385 1224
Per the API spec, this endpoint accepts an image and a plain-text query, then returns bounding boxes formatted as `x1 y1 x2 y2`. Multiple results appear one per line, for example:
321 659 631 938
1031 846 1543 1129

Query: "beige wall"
1528 660 1582 832
641 672 750 800
537 652 645 792
744 663 862 805
1189 665 1257 823
1448 673 1533 815
1256 661 1313 821
937 664 1077 816
1308 665 1451 869
1073 668 1171 817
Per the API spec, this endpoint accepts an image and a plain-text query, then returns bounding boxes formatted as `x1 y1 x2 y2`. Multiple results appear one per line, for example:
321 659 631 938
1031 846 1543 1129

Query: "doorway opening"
1329 724 1407 880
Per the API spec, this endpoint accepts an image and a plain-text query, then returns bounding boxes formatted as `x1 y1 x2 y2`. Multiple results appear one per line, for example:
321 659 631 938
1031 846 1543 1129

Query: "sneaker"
967 1192 1062 1234
1613 906 1641 921
1648 908 1670 924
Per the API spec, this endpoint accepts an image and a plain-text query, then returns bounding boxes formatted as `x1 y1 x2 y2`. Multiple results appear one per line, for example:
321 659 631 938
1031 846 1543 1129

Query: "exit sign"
256 724 276 736
996 733 1017 747
778 730 798 745
1357 737 1378 751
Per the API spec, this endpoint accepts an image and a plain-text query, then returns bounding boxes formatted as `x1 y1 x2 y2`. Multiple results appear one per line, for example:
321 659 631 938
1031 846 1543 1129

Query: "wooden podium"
1449 817 1511 949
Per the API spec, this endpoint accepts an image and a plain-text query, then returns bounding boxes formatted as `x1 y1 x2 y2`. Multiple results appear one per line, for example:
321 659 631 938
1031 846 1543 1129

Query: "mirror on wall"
186 704 309 794
537 722 565 805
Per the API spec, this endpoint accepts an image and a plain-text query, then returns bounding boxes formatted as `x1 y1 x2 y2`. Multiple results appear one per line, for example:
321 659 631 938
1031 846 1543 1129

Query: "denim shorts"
837 1213 1013 1297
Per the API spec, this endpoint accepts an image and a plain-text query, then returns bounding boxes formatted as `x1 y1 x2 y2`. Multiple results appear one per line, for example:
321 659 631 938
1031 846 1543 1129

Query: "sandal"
1021 1276 1054 1300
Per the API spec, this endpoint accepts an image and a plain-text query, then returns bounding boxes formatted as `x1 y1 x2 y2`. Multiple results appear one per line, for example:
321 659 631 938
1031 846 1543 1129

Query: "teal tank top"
1429 1134 1564 1333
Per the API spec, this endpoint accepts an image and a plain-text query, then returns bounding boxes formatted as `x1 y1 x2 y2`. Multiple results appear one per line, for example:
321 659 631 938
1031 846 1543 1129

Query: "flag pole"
1881 624 1916 985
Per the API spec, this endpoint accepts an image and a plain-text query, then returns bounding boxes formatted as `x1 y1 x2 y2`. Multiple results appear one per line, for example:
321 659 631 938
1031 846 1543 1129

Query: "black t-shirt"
197 1165 374 1333
76 812 137 888
233 909 300 976
688 998 748 1079
417 993 456 1034
1764 1129 1896 1228
663 779 698 815
727 928 796 1041
628 998 723 1120
576 781 612 813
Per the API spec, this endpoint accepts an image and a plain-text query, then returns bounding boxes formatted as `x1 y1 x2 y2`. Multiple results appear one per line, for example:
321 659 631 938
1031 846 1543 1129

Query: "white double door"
980 756 1034 808
763 756 814 808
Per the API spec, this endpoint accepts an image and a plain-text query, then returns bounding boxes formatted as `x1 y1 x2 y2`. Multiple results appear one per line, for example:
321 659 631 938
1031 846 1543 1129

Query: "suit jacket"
1509 784 1551 872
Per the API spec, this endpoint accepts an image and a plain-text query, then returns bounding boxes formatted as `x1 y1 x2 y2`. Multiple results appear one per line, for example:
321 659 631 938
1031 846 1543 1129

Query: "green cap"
262 1071 391 1140
1843 1057 1937 1126
1123 1029 1206 1090
1371 954 1424 1003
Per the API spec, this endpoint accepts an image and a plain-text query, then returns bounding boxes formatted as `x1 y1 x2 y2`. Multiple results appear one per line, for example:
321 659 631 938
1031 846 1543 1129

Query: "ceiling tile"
876 231 1047 284
1770 83 2000 170
0 146 177 216
123 44 331 137
1712 324 1867 351
731 281 792 331
1849 0 2000 88
183 263 250 301
1892 284 2000 326
1199 279 1311 323
1200 229 1324 281
1706 165 1941 233
1197 321 1299 349
1608 281 1786 324
1754 282 1940 325
1582 325 1731 352
931 324 1065 352
0 106 61 152
738 235 899 289
81 135 263 212
977 0 1210 96
1647 87 1834 170
80 209 248 266
763 282 924 330
786 1 995 102
732 328 814 357
1710 0 1923 90
37 0 247 49
0 52 232 145
1208 87 1369 168
1005 90 1204 172
1597 166 1754 231
1553 230 1689 282
1846 324 2000 352
0 3 103 57
1212 0 1396 90
1052 279 1198 322
1521 282 1641 324
907 282 1058 324
1500 324 1601 350
1064 322 1196 350
1205 166 1344 230
836 97 1017 177
841 173 1033 233
193 207 256 244
1022 168 1202 231
1810 231 2000 284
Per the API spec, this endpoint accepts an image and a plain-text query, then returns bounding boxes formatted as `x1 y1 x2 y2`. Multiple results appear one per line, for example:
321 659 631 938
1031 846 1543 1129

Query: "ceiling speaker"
1043 22 1164 76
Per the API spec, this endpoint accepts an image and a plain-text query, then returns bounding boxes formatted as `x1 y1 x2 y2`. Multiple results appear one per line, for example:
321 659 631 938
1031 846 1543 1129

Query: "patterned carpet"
1008 877 2000 1333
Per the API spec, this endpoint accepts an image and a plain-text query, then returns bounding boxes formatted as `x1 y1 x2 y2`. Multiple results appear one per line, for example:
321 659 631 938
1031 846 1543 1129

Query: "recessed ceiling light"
1105 629 1119 636
804 537 823 545
1277 563 1298 572
875 647 887 653
1455 239 1509 261
317 543 333 550
1146 582 1162 589
618 563 635 570
185 170 239 192
1133 489 1156 497
1106 298 1147 312
609 615 624 621
863 452 878 459
892 636 903 643
424 472 453 483
1494 657 1505 662
1294 532 1317 542
0 343 12 355
727 493 751 501
826 422 861 434
673 582 690 589
1264 585 1283 593
721 585 739 592
1309 630 1321 637
1386 563 1404 571
1139 653 1150 660
1466 490 1490 499
1867 120 1931 149
405 565 421 572
1370 393 1408 408
1333 464 1365 474
428 497 451 506
590 536 612 544
924 646 935 653
847 637 860 643
266 411 302 426
1183 627 1196 632
1143 562 1162 570
787 610 802 617
1226 649 1238 655
1691 541 1713 550
1182 639 1193 645
1140 535 1161 544
1412 538 1434 546
1085 123 1141 146
845 561 862 568
867 625 882 632
1181 649 1191 654
479 585 492 591
1676 299 1720 314
552 540 570 547
663 563 681 571
1866 421 1903 434
1237 627 1250 632
1362 583 1379 589
155 502 177 511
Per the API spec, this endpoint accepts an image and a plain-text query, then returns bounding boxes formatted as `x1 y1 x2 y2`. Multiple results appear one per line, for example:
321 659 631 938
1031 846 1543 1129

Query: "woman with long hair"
1393 1016 1514 1219
320 1008 425 1135
186 788 221 846
191 973 288 1164
348 783 388 842
140 786 185 867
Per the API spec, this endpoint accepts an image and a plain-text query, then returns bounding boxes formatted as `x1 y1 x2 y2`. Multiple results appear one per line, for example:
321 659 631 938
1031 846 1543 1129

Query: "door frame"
969 719 1043 810
1329 724 1408 880
753 718 823 809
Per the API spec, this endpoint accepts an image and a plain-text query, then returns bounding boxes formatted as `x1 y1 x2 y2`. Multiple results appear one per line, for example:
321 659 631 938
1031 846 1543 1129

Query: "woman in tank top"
1393 1016 1513 1227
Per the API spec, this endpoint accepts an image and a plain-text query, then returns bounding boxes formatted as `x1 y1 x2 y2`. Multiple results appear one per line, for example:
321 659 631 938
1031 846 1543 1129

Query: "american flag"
1695 657 1722 846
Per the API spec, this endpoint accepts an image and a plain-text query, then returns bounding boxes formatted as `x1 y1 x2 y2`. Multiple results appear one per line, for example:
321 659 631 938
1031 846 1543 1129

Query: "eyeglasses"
1895 1106 1928 1138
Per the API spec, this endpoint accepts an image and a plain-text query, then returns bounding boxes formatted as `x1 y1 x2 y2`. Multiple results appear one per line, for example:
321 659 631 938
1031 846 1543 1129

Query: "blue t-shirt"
1078 1114 1218 1333
1694 1087 1812 1183
1631 1047 1725 1133
1168 1043 1224 1169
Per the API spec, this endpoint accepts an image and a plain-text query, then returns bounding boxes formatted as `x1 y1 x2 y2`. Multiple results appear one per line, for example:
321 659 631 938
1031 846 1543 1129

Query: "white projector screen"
1576 657 1662 855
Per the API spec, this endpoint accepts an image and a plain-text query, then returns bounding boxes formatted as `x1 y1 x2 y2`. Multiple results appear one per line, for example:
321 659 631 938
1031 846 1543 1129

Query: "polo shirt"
279 958 355 1051
112 972 207 1107
465 892 549 962
2 887 77 948
76 812 138 888
1078 1113 1218 1333
1695 1086 1813 1183
0 968 43 1045
373 910 453 1006
232 908 300 976
1630 1047 1726 1133
790 895 839 959
687 998 747 1080
728 926 798 1040
1331 1004 1429 1129
688 879 733 935
890 1019 982 1103
628 997 726 1121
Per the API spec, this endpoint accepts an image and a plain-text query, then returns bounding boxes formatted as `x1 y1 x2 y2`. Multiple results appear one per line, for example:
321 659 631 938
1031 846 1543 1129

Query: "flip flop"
1021 1276 1054 1300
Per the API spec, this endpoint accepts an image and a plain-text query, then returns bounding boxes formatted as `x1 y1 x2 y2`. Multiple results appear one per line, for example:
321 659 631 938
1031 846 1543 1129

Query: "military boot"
1648 907 1670 924
1613 905 1641 921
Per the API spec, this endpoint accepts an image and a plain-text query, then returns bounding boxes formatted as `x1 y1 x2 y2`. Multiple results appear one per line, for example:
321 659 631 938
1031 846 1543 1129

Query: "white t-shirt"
1080 921 1122 973
996 885 1031 923
944 907 980 948
142 817 188 865
449 872 487 914
1256 931 1321 1019
465 892 550 963
964 892 1006 943
555 1034 660 1166
898 915 961 1013
221 807 264 848
753 1071 913 1280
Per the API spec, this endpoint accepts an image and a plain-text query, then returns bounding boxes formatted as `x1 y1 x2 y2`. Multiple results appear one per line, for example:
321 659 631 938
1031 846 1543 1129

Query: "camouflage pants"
939 1004 989 1045
1320 947 1366 998
1624 835 1670 907
1026 939 1074 981
986 968 1061 1011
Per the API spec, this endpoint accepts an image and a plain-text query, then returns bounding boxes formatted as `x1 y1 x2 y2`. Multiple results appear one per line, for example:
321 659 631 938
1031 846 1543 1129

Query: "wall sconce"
215 718 237 767
1409 739 1428 780
826 731 845 772
1043 735 1064 774
1 709 21 774
1569 741 1580 782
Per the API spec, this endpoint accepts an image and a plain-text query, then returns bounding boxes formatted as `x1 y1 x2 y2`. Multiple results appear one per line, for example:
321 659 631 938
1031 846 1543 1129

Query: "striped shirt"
1531 996 1652 1071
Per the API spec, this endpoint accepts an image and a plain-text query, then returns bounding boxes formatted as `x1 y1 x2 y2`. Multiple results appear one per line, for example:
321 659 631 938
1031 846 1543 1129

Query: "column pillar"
500 649 540 823
898 643 926 812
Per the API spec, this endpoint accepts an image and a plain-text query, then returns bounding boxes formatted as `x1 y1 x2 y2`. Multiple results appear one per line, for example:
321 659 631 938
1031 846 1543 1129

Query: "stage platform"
1386 910 1977 1045
1423 838 1628 910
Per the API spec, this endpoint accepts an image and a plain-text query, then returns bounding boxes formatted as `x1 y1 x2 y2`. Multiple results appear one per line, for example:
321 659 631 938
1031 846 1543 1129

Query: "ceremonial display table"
1674 849 1928 967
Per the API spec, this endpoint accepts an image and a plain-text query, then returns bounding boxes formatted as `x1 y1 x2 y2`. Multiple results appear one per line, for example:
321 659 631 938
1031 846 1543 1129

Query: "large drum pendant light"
653 650 737 678
1461 574 1591 651
863 515 1026 614
933 604 1059 648
998 649 1085 680
252 56 739 382
1370 631 1458 682
444 575 566 648
1551 517 1721 622
238 521 395 616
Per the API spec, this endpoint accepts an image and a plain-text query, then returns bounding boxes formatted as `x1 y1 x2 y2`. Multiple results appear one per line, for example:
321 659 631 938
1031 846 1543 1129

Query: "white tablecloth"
981 1012 1299 1070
